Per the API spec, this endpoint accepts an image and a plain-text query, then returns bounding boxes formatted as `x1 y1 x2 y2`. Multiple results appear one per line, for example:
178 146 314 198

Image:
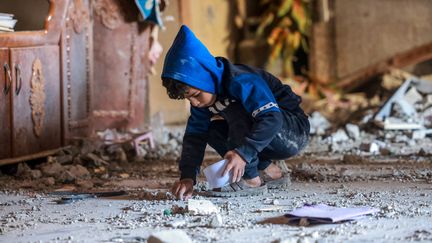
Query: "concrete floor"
1 179 431 242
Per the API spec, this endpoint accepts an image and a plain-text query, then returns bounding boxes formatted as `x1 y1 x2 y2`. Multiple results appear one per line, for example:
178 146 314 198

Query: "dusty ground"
1 154 432 242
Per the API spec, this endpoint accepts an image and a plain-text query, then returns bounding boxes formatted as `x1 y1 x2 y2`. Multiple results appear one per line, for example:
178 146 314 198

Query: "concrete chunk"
404 87 423 105
331 129 349 143
309 111 330 135
148 229 192 243
345 123 360 140
188 199 219 215
209 214 223 228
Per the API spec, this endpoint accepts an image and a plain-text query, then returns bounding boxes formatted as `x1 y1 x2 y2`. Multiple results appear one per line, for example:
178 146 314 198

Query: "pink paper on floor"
286 204 379 223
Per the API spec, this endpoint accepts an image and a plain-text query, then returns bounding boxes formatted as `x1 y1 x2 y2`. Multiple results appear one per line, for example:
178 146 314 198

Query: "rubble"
345 124 360 140
187 199 219 215
39 162 64 177
308 111 331 135
209 214 223 228
148 229 192 243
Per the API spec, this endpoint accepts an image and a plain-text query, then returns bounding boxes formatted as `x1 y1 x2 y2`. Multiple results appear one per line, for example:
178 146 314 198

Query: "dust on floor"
0 158 431 243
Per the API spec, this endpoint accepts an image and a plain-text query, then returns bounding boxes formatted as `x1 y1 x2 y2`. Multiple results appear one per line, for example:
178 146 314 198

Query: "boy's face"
184 86 217 108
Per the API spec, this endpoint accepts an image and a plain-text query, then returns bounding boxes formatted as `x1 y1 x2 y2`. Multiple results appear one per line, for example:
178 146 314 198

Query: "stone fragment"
43 177 55 186
55 154 73 164
379 147 391 156
29 169 42 179
75 179 94 189
148 229 192 243
331 129 349 143
369 142 380 154
187 199 219 215
209 214 223 228
404 87 423 105
82 153 108 166
40 162 64 177
345 123 360 140
114 147 128 163
58 171 75 183
67 165 90 178
16 163 32 177
308 111 331 135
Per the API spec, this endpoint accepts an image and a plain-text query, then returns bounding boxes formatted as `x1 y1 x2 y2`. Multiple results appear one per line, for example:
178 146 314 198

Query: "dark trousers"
207 103 310 179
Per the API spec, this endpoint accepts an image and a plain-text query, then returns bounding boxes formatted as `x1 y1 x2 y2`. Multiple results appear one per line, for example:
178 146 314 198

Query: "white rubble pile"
305 77 432 156
306 111 432 156
140 127 184 160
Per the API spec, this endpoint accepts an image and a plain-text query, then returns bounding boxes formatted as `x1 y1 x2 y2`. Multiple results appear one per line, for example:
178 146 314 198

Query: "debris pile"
306 71 432 157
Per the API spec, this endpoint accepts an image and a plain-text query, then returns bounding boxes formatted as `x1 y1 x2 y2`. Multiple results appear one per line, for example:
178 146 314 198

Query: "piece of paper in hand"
203 159 232 189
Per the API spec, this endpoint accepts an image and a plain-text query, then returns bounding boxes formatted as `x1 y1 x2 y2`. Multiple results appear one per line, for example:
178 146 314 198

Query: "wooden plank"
0 146 69 167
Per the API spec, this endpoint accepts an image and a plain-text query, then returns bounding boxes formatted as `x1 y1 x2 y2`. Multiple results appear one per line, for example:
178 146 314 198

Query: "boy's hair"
162 77 188 100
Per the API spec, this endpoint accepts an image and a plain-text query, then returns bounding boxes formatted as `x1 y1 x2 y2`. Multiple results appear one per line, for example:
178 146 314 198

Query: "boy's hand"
171 178 194 200
223 150 246 183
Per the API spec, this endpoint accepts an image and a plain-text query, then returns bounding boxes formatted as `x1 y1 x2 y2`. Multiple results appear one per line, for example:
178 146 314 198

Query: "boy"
161 25 310 200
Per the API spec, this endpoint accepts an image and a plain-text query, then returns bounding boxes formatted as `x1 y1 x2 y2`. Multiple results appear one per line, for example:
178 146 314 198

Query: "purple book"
285 204 379 224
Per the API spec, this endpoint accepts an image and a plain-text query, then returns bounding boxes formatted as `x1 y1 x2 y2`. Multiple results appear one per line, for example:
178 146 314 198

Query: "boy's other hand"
223 150 246 183
171 179 194 200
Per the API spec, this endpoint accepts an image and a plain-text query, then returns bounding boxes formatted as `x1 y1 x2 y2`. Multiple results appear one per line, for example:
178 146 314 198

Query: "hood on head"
161 25 223 94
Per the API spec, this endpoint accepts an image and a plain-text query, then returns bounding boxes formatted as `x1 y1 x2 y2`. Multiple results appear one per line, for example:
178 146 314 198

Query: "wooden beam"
0 146 70 167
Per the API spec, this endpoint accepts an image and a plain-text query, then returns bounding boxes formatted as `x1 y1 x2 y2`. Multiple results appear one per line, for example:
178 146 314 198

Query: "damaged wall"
310 0 432 84
149 0 231 124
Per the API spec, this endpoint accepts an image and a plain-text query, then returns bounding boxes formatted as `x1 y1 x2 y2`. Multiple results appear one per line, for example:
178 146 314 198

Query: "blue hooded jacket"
162 25 303 182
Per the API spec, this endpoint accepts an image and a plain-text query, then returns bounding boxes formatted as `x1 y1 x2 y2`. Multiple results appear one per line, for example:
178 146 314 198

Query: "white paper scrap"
203 159 232 189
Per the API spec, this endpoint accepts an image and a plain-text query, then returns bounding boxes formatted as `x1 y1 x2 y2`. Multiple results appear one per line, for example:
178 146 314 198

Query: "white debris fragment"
383 117 424 130
404 87 423 105
209 214 223 228
309 112 331 135
345 123 360 140
331 129 350 143
148 229 192 243
412 129 432 139
369 142 380 154
187 199 219 215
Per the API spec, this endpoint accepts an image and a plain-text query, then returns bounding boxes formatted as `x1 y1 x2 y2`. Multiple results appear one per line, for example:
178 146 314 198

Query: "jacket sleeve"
179 107 212 183
228 74 283 163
